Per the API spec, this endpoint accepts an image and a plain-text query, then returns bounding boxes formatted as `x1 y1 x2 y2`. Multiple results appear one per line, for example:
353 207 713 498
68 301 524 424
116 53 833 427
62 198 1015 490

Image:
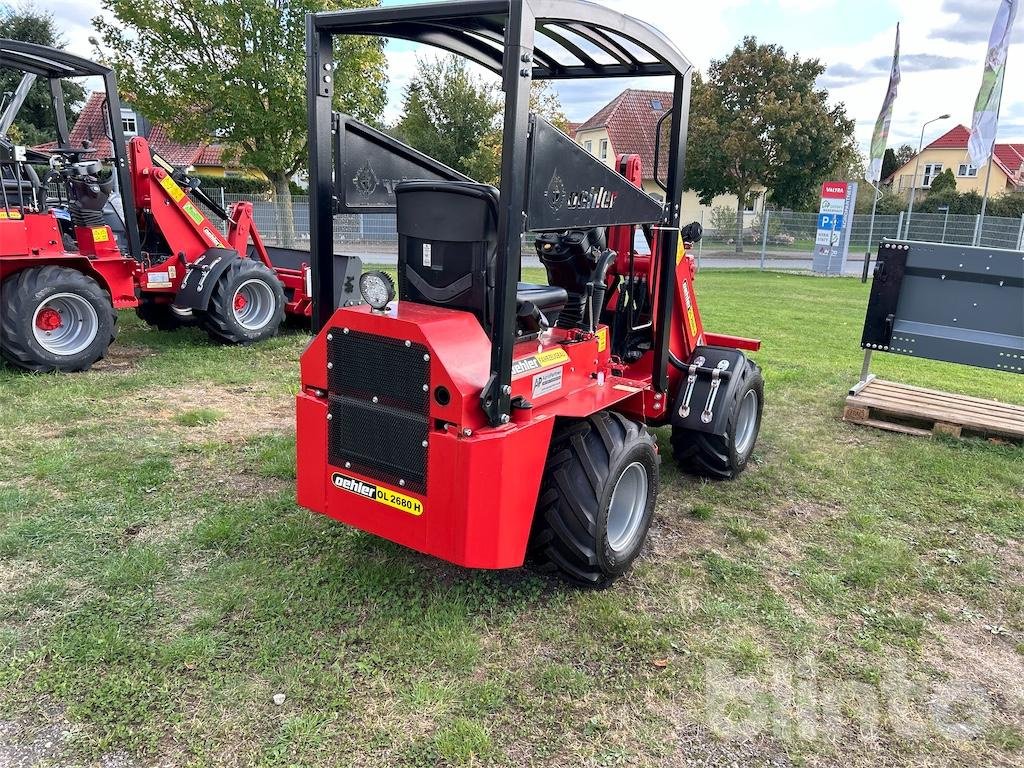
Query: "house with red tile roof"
35 91 257 179
887 124 1023 199
572 88 761 220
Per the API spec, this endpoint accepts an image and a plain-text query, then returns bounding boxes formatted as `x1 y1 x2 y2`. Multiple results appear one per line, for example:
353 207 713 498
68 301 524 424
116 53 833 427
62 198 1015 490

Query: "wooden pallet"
844 378 1024 442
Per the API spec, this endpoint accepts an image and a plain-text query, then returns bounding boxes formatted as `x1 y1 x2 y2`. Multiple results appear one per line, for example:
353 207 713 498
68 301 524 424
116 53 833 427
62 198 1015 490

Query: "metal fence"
199 191 1024 273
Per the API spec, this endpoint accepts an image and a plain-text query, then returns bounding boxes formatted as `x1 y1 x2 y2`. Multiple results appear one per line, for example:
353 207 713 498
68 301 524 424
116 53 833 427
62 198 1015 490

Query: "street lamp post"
905 114 950 239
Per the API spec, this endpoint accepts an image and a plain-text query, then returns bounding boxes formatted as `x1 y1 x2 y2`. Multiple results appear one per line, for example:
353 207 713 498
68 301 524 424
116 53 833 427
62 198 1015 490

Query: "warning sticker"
183 202 204 224
159 173 186 202
512 347 570 378
332 472 423 516
92 227 109 243
532 366 563 398
596 327 608 352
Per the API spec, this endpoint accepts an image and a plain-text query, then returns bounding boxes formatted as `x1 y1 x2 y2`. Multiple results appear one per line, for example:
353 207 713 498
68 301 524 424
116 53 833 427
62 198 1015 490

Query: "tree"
880 148 898 183
0 3 84 145
394 55 502 183
92 0 387 246
893 143 915 169
393 57 570 185
686 38 856 252
927 168 956 196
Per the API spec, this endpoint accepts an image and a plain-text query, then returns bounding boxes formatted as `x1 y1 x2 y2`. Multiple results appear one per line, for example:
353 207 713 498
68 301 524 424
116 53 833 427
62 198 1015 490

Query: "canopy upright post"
307 16 336 333
481 0 535 428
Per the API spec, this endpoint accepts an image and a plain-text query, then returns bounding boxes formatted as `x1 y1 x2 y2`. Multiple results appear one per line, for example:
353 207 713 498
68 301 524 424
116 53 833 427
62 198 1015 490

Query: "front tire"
0 266 116 373
528 411 659 588
671 359 764 480
200 259 285 344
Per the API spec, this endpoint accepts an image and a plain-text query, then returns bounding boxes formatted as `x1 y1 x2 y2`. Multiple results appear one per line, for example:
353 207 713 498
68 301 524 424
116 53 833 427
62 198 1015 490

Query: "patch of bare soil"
91 343 156 374
927 622 1024 723
0 716 137 768
140 384 293 442
0 559 40 598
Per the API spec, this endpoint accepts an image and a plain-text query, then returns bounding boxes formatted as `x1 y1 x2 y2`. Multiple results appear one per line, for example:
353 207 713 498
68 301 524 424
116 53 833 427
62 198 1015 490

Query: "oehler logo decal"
331 472 424 516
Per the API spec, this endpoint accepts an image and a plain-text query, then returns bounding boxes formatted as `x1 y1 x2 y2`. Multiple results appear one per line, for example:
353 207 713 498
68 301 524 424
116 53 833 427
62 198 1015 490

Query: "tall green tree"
927 167 956 195
0 3 85 145
686 38 856 252
893 143 915 169
394 55 502 183
92 0 387 245
880 148 898 183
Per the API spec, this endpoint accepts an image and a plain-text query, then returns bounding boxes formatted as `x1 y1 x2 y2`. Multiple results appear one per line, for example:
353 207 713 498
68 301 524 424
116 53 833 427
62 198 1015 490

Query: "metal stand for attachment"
849 349 876 395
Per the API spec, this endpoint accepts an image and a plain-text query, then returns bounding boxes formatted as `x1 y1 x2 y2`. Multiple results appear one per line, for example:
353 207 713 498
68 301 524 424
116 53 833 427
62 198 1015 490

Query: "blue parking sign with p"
817 213 844 230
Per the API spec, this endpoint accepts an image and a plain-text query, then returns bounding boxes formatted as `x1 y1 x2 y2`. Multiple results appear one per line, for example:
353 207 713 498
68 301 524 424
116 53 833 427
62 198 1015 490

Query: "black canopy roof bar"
307 0 693 425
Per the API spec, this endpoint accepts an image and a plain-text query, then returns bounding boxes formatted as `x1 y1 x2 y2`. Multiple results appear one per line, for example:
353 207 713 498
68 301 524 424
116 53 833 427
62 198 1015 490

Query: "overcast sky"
41 0 1024 154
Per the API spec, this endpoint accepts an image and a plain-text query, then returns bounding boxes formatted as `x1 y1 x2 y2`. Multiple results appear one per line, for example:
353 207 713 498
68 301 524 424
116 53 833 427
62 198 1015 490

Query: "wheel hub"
35 307 62 331
606 461 649 553
31 292 100 356
231 278 276 331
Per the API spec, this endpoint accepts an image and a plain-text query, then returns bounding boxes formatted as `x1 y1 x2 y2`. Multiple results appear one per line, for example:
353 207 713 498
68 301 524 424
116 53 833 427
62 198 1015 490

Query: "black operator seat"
395 180 567 334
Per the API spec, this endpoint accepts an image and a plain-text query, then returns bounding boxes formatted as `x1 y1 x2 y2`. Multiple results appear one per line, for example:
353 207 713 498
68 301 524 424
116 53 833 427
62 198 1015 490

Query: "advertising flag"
866 25 900 184
968 0 1019 168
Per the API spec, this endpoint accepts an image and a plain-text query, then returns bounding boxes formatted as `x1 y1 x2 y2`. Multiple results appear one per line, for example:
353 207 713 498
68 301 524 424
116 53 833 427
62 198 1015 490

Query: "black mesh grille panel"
326 328 429 493
328 329 429 411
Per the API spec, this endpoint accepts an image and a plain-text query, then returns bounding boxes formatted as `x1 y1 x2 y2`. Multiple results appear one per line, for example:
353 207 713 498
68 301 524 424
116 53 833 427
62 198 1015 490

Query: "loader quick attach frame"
853 239 1024 393
306 0 693 427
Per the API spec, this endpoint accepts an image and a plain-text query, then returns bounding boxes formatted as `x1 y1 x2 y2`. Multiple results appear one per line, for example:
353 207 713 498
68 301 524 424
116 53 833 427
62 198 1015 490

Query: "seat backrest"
395 181 498 331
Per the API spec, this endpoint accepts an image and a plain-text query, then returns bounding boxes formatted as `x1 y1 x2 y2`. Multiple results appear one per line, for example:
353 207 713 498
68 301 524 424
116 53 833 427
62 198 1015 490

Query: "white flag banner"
968 0 1019 169
866 25 900 184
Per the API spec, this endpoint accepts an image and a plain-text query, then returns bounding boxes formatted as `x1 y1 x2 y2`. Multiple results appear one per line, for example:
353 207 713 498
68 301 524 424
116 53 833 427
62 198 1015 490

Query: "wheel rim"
734 389 759 457
606 461 649 553
231 278 275 331
32 292 99 356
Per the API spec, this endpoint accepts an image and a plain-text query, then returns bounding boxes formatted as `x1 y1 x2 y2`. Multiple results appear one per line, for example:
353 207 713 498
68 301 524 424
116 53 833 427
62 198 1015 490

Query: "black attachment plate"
861 240 1024 373
670 346 749 436
334 113 472 214
525 115 664 232
173 247 240 311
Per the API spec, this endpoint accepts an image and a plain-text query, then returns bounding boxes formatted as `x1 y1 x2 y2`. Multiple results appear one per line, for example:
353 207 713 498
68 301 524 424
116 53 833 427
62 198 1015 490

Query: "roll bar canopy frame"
307 0 693 427
0 38 142 260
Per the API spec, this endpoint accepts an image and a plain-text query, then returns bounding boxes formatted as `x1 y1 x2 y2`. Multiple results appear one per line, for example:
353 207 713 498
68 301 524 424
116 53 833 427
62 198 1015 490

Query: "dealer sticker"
332 472 423 516
532 366 563 398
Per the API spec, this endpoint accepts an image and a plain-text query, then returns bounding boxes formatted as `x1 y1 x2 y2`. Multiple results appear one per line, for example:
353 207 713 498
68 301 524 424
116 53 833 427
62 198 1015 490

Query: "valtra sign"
812 180 857 275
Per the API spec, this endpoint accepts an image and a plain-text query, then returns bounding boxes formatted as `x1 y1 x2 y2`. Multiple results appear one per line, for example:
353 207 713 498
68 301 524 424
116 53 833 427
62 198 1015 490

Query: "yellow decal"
512 347 571 377
332 472 423 516
687 307 698 337
596 327 608 353
159 173 186 203
182 201 204 225
0 210 20 219
92 227 110 243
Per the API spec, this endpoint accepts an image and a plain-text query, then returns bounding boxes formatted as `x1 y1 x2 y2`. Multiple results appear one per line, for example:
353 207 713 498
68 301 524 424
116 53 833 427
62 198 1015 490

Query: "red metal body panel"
298 302 652 568
0 210 138 307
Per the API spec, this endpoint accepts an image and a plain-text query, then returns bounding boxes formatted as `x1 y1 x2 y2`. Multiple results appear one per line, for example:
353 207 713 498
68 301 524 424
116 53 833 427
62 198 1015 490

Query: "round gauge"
358 270 396 311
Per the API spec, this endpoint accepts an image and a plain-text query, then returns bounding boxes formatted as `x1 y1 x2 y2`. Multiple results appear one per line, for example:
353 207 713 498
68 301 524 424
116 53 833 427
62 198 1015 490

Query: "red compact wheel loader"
296 0 764 587
0 40 362 373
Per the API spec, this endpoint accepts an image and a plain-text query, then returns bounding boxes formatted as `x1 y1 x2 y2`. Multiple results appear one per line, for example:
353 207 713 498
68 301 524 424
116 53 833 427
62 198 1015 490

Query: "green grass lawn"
1 270 1021 767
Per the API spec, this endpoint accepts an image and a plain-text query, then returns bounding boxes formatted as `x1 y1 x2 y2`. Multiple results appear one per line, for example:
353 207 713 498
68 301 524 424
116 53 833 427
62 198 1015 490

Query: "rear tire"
136 299 186 331
671 359 763 480
528 411 659 588
0 266 116 373
200 259 284 344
